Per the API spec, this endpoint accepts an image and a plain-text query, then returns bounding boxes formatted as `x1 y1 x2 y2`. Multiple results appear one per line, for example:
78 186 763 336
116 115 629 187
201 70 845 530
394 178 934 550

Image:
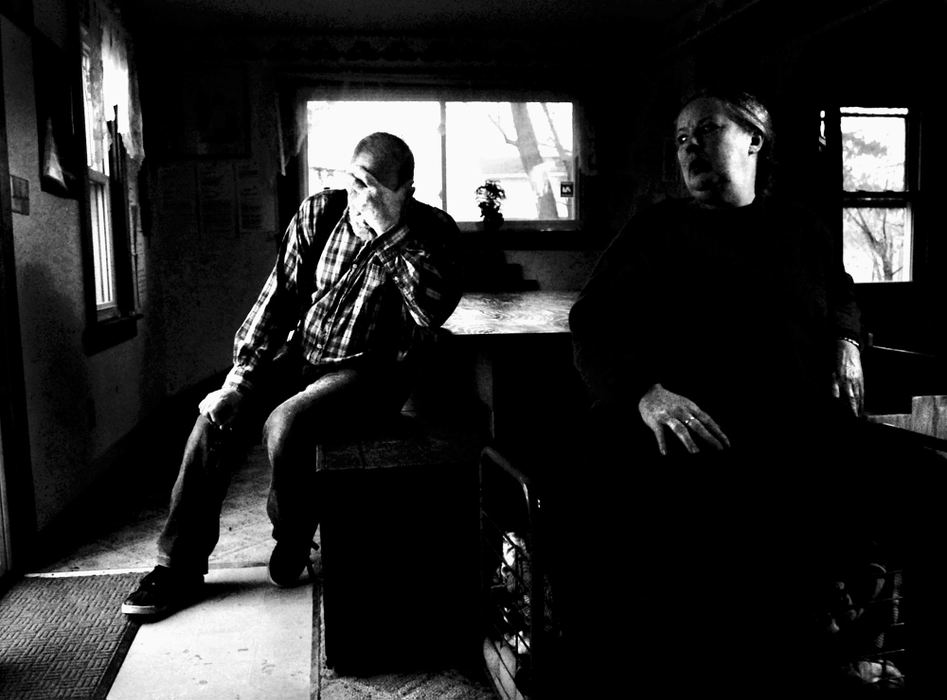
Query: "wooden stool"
318 415 482 674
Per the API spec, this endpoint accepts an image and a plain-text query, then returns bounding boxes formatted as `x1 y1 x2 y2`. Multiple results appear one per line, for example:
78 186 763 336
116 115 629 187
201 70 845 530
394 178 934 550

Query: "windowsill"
853 281 914 288
457 220 579 233
83 313 142 355
458 221 591 250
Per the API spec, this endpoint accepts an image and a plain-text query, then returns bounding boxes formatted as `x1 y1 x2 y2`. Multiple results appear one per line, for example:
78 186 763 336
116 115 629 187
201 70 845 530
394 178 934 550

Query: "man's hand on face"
347 164 413 237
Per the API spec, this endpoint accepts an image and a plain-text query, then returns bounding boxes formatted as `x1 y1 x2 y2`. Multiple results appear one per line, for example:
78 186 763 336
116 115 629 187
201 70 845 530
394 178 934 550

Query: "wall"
1 0 160 533
140 59 279 394
506 249 602 290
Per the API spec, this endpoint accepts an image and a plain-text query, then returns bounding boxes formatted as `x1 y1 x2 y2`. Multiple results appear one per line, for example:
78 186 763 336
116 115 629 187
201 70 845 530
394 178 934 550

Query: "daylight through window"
81 37 119 316
837 107 913 283
306 100 576 226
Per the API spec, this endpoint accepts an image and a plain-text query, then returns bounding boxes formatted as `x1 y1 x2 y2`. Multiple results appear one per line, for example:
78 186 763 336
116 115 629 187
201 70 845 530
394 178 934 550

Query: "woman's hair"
680 86 777 195
353 132 415 189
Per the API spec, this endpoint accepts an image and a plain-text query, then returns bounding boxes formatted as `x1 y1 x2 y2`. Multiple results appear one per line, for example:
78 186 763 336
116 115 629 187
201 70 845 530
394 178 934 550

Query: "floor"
28 443 496 699
33 444 276 576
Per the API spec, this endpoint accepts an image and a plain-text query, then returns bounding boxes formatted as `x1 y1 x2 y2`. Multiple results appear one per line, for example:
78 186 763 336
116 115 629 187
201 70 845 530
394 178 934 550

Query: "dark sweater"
569 196 861 440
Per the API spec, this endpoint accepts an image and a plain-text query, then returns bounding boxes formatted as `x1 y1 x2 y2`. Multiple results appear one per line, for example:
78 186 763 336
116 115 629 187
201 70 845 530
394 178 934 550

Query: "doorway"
0 20 35 585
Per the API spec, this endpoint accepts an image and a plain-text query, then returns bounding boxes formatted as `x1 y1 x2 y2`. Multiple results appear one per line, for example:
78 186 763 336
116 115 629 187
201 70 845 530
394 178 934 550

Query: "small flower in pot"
476 180 506 231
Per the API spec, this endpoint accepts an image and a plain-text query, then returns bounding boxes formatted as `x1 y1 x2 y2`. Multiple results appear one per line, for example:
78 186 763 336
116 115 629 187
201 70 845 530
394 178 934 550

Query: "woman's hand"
638 383 731 456
833 338 864 416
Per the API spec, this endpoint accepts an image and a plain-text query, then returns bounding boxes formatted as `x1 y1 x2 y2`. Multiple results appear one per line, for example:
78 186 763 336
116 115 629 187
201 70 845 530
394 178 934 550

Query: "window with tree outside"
82 41 118 318
837 107 913 283
306 100 576 227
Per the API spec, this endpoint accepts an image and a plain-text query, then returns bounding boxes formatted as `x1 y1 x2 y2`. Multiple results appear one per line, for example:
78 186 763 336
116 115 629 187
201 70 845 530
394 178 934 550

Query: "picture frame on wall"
1 0 33 32
33 32 81 199
164 66 251 159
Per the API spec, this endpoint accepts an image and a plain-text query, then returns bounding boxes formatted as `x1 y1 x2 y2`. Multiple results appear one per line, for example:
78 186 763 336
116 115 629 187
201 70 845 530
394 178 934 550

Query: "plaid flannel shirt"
224 190 461 394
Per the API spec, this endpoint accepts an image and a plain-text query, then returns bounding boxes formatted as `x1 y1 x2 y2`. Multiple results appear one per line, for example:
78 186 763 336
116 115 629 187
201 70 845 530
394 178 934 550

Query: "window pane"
306 99 576 224
307 101 443 209
445 102 574 222
841 113 905 192
842 107 908 116
82 47 105 174
89 180 117 309
842 207 911 282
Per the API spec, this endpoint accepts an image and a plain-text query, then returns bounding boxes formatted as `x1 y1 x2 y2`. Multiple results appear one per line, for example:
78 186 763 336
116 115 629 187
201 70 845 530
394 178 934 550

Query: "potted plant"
476 180 506 231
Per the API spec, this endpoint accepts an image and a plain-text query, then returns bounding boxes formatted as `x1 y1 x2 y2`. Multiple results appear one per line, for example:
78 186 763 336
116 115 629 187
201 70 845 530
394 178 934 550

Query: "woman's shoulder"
756 195 829 230
617 196 692 236
639 195 692 219
605 196 692 247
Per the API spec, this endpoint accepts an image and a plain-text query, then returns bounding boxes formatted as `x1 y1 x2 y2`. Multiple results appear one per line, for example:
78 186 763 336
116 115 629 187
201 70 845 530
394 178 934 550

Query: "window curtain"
83 0 144 165
277 88 307 176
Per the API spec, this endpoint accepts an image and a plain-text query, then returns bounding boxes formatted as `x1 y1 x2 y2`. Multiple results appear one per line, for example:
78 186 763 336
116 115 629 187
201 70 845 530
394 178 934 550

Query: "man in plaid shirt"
122 133 462 618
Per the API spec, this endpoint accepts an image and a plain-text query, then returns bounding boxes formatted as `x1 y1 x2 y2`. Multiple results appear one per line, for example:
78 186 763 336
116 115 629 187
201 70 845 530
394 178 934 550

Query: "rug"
0 572 143 699
314 585 496 700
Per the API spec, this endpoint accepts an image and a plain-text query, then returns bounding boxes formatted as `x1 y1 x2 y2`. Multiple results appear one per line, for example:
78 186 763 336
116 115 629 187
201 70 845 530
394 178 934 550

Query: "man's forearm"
373 220 461 327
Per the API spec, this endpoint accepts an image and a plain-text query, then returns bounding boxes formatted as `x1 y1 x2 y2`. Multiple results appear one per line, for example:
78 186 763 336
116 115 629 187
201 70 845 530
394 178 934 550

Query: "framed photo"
33 33 80 198
1 0 33 32
165 67 250 159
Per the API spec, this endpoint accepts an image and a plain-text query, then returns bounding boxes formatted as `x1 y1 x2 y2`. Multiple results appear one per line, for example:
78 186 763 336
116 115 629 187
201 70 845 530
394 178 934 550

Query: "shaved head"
351 132 415 190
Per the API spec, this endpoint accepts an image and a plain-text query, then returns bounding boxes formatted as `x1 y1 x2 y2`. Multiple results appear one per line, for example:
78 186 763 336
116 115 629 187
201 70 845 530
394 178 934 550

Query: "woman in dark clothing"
570 88 863 453
553 88 933 695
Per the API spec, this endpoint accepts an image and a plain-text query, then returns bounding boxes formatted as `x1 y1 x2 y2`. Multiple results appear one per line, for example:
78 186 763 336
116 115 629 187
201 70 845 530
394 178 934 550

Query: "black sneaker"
121 566 204 618
268 539 317 588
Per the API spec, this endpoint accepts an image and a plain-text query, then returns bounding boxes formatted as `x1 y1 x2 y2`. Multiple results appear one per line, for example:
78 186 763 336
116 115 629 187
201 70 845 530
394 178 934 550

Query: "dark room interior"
1 0 945 697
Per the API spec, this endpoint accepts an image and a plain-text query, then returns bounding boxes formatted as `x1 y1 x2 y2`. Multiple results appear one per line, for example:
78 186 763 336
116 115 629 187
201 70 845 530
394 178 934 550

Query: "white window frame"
74 3 140 352
87 170 118 318
81 35 121 320
834 105 918 284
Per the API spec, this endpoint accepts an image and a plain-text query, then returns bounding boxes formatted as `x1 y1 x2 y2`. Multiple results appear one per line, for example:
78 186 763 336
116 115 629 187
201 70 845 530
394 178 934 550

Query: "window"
77 0 144 350
82 41 119 319
833 107 915 283
306 99 577 229
87 171 115 315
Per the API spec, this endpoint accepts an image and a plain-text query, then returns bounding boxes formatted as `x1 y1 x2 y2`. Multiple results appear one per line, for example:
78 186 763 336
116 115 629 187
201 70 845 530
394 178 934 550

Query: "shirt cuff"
223 366 253 395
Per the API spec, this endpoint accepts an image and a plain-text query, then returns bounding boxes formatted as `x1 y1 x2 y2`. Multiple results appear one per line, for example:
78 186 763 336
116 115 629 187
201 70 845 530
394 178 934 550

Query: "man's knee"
262 403 328 467
263 408 295 464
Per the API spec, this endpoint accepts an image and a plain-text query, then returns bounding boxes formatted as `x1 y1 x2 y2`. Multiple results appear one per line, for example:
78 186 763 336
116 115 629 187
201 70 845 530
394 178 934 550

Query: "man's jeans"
156 355 411 574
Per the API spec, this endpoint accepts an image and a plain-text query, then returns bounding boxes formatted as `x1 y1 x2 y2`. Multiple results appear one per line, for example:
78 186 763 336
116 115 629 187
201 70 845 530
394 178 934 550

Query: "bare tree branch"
488 112 517 148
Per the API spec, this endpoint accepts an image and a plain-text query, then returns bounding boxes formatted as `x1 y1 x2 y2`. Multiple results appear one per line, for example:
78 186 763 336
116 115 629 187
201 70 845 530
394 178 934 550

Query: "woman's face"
675 97 760 206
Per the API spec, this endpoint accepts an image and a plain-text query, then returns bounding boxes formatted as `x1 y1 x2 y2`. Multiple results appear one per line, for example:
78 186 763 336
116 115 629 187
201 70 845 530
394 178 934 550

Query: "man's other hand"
198 388 243 428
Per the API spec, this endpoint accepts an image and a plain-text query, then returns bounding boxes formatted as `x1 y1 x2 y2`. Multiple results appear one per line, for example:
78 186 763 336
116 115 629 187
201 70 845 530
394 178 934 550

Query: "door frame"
0 19 37 591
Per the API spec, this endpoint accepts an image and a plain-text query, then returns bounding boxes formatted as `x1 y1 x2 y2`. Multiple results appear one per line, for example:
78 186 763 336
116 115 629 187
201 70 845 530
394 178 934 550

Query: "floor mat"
0 571 143 699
